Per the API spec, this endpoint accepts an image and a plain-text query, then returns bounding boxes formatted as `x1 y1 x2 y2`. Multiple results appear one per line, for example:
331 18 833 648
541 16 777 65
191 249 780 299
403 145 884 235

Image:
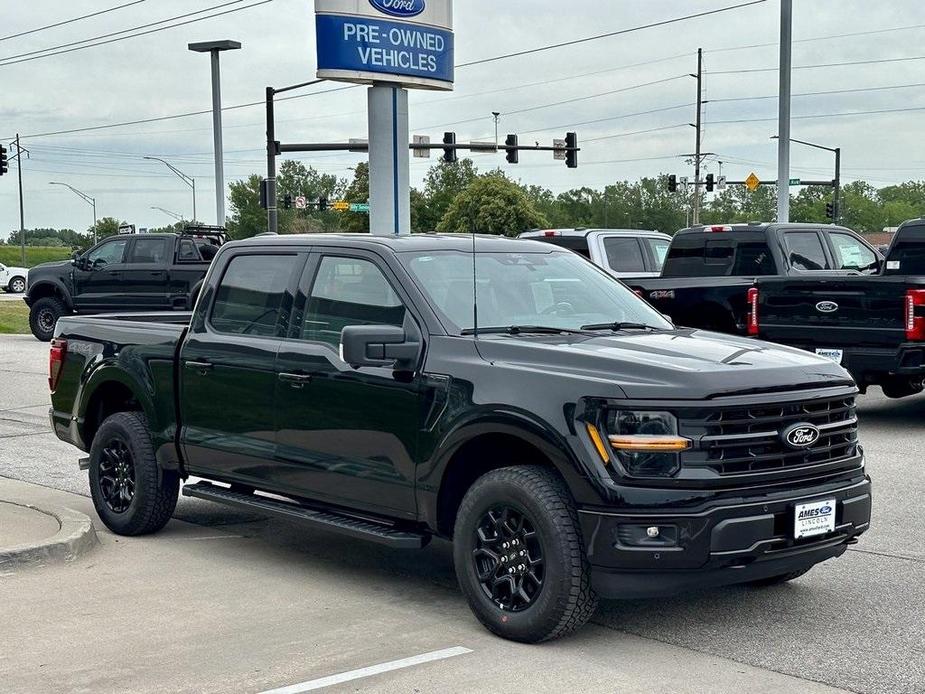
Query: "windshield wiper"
580 321 661 331
461 325 586 336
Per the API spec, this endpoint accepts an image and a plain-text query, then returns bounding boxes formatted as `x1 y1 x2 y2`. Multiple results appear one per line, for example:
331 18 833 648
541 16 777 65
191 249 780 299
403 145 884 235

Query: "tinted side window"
86 239 128 267
603 238 645 273
785 232 830 271
211 254 298 337
830 233 877 272
303 256 405 346
129 238 169 264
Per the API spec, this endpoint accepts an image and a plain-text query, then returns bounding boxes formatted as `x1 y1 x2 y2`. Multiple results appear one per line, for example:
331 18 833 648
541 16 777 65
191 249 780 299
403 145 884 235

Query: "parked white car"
0 263 28 293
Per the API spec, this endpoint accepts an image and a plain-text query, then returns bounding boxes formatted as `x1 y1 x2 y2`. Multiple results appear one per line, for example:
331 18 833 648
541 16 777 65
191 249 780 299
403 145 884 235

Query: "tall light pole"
777 0 793 222
49 182 97 244
771 136 841 224
144 156 196 221
492 111 500 148
151 206 184 222
189 40 241 227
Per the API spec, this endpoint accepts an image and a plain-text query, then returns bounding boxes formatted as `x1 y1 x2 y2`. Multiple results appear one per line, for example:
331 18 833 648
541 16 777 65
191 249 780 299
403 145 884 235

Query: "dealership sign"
315 0 454 90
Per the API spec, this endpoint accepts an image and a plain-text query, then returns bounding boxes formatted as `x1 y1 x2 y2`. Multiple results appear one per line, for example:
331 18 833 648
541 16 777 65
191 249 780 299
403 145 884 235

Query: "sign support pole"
368 84 410 236
777 0 792 223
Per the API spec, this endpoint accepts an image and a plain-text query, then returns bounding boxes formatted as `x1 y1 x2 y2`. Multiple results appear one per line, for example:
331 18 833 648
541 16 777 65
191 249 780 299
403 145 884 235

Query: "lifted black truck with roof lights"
628 223 882 334
48 233 871 643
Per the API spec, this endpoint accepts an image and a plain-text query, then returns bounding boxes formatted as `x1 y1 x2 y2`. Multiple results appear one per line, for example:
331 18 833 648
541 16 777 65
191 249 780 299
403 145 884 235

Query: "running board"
181 481 429 549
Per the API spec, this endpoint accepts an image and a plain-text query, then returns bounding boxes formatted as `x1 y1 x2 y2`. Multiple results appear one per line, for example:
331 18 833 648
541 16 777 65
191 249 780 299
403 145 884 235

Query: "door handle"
185 360 213 374
279 372 312 389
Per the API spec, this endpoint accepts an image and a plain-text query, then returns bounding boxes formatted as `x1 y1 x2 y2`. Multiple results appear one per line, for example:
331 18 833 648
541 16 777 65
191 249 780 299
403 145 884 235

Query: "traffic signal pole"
834 147 841 224
777 0 793 222
692 48 703 226
16 134 25 266
266 87 278 235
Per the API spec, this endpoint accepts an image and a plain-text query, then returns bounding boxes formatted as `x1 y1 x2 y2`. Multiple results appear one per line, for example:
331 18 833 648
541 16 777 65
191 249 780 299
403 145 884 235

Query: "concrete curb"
0 501 98 569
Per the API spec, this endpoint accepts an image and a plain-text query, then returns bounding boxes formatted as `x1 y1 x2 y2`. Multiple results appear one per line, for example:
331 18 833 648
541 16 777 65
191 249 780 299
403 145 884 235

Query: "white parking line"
259 646 473 693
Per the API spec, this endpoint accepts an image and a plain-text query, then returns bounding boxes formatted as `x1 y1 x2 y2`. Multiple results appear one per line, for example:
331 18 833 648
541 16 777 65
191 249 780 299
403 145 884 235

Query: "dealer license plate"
794 498 837 539
815 348 844 364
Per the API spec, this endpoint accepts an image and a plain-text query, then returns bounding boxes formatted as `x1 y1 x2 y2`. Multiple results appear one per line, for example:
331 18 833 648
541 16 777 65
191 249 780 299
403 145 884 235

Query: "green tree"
839 181 882 233
790 185 831 224
277 160 346 233
226 175 266 239
341 163 370 233
703 184 777 225
437 173 549 235
93 217 124 241
413 159 479 232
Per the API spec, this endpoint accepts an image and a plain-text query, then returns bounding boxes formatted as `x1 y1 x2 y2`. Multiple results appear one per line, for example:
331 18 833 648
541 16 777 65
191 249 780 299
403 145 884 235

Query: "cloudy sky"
2 0 924 237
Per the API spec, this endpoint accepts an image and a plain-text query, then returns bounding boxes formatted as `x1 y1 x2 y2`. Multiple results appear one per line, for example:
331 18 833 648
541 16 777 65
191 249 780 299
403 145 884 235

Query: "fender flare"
27 279 73 309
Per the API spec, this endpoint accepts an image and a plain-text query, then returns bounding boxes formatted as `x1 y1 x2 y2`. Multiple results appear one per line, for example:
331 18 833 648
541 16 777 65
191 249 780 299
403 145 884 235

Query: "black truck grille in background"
678 395 858 477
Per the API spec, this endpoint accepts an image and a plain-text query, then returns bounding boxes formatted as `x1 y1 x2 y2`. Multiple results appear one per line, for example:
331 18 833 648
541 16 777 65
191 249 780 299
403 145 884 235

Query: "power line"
455 0 767 68
0 1 147 43
708 81 925 103
713 54 925 75
584 123 689 143
708 22 925 54
707 104 925 124
0 0 272 68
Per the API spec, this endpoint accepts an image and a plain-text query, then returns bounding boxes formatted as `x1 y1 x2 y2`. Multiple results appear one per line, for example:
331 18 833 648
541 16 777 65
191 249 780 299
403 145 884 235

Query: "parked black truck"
753 219 925 398
628 223 882 334
48 233 871 642
25 226 225 341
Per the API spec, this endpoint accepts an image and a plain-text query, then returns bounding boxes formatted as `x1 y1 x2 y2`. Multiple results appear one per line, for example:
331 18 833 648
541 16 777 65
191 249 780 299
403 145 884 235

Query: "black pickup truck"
25 226 225 341
629 223 882 334
48 233 870 643
753 219 925 398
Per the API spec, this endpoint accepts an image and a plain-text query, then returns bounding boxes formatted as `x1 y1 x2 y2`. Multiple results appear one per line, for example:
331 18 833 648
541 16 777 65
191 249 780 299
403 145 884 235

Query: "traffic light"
318 197 328 212
283 194 293 210
825 201 834 220
504 134 519 164
0 145 7 176
442 132 457 163
705 173 715 192
259 178 269 208
667 174 678 193
565 132 578 169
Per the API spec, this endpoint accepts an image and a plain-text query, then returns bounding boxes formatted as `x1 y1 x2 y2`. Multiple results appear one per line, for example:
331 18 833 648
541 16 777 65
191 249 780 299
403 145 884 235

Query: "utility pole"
14 134 27 266
692 48 703 225
777 0 793 222
833 147 841 224
492 112 500 149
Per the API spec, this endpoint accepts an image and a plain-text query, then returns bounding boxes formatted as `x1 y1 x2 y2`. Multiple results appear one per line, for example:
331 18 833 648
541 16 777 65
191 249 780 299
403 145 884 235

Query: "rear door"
179 249 305 484
121 236 171 310
599 235 649 278
272 250 422 518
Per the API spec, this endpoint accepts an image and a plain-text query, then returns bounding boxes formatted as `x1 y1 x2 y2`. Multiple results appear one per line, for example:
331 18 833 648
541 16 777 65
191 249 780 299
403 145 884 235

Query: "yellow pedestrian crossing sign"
745 172 760 192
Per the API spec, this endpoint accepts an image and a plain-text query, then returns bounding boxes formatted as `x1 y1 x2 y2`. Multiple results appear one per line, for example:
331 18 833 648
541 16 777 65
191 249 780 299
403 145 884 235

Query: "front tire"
7 276 26 294
88 412 179 536
453 466 598 643
29 297 65 342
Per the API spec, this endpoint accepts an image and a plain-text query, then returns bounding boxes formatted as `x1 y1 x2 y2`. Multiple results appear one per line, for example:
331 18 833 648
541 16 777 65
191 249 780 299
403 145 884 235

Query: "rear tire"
453 466 598 643
29 297 65 342
747 567 811 587
7 276 26 294
88 412 179 536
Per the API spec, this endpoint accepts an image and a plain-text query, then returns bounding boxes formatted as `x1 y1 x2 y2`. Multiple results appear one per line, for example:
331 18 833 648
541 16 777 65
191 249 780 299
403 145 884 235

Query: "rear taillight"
747 287 759 336
49 339 67 392
708 225 733 233
544 230 558 237
905 289 925 341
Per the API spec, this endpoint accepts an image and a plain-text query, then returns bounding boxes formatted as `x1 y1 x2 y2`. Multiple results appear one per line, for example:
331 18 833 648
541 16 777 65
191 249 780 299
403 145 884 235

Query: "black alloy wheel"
473 505 545 612
97 439 136 514
37 308 56 334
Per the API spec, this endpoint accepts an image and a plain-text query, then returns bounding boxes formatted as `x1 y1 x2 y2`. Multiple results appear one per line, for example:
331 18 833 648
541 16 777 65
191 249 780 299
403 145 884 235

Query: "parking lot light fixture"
49 182 98 244
144 156 197 222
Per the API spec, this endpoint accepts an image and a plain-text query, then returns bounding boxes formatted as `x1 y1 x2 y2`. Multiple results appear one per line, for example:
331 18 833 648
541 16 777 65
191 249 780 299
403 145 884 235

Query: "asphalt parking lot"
1 334 923 694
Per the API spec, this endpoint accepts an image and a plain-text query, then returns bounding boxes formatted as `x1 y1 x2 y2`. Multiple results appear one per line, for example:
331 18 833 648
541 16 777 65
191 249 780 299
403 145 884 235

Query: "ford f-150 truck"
48 233 871 643
518 228 671 278
628 223 882 334
25 226 225 342
752 218 925 398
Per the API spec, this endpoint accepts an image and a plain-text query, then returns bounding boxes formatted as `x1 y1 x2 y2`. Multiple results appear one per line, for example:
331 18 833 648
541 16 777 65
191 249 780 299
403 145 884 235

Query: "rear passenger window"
211 254 298 337
178 240 201 262
303 256 405 346
129 238 169 264
785 232 830 271
603 238 645 273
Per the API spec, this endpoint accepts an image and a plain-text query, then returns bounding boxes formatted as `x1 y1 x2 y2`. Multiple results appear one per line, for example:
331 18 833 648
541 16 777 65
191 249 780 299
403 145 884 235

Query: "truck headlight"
605 410 690 477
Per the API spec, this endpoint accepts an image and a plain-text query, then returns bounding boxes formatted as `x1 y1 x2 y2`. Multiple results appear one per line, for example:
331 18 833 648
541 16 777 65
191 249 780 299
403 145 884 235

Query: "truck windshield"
403 250 672 335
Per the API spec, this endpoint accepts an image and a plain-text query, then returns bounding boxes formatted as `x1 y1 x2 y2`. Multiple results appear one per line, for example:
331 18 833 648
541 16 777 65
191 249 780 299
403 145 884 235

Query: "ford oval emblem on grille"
816 301 839 313
369 0 426 17
782 422 821 449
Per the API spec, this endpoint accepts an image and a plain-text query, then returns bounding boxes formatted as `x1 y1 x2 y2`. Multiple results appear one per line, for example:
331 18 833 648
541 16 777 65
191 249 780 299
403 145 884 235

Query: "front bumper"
581 476 871 599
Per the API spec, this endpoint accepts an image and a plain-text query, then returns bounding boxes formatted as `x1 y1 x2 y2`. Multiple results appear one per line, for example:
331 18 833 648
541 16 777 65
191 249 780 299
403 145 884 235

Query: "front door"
273 252 422 518
73 237 130 311
179 250 304 484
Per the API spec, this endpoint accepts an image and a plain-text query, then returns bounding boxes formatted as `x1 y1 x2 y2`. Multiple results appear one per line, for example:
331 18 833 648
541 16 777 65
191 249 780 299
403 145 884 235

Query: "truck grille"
678 395 858 478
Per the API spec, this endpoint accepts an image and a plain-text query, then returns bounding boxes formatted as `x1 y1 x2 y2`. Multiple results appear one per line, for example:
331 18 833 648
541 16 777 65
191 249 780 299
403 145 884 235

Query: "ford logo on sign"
816 301 839 313
782 422 821 449
369 0 426 18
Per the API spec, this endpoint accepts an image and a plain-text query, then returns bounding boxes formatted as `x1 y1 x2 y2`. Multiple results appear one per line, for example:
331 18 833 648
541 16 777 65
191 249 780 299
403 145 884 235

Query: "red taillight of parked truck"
905 290 925 341
49 339 67 391
747 287 759 336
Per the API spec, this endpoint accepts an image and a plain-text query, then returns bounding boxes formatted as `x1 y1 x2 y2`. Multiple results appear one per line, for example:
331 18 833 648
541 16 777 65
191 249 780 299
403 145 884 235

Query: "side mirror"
341 325 420 370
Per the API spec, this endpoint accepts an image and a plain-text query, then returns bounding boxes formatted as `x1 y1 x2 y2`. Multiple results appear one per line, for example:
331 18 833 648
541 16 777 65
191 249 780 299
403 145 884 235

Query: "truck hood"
473 328 853 400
